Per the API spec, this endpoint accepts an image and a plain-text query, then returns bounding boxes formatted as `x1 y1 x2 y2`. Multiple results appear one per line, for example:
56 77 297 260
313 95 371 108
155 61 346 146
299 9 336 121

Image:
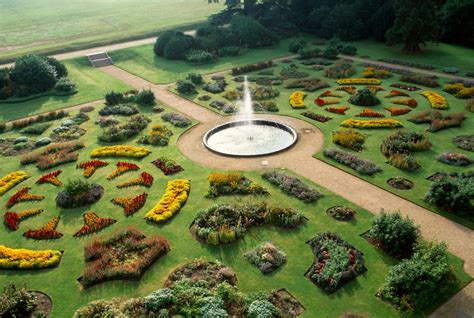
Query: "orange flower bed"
319 90 343 98
3 208 43 231
107 162 139 180
392 98 417 108
325 106 349 115
384 90 409 98
6 187 44 209
23 216 63 240
315 97 341 107
36 170 62 186
356 108 385 118
384 106 412 116
336 86 357 95
73 212 116 237
117 172 154 188
366 86 385 94
77 160 108 178
111 192 148 217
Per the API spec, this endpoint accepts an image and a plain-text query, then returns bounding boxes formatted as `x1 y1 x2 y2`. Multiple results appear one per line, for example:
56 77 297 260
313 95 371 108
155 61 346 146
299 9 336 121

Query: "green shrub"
218 46 241 57
340 45 357 55
425 174 473 214
349 88 381 106
200 297 227 318
144 288 175 311
187 73 203 85
64 178 92 196
163 34 194 60
289 38 307 53
105 91 125 106
230 16 278 48
185 50 216 64
135 89 155 106
154 30 179 56
10 54 58 94
54 77 76 93
176 80 197 95
323 47 339 59
299 47 321 59
21 122 51 135
369 211 420 258
247 300 278 318
45 57 68 78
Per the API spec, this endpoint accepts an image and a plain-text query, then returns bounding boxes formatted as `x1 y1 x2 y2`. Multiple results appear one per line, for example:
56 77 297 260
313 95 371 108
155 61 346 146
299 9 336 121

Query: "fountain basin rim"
203 119 298 157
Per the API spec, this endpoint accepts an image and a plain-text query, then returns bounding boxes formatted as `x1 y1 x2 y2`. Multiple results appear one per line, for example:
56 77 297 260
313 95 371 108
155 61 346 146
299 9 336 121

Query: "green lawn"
0 0 223 61
0 103 469 317
0 57 131 121
109 37 304 84
182 57 474 229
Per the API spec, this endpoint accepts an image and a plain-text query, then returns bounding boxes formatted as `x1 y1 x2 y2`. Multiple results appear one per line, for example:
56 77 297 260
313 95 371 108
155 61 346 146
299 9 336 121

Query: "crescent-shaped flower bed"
340 118 403 129
90 145 151 158
144 180 190 223
6 187 45 208
73 212 116 237
305 232 365 293
356 108 385 118
36 170 63 186
23 216 63 240
319 90 343 98
392 98 417 108
107 162 139 180
262 171 323 203
56 179 104 209
151 157 184 175
325 106 348 115
78 227 170 288
112 192 148 217
383 106 412 116
336 78 381 85
77 160 108 178
384 90 409 98
190 203 306 245
3 209 43 231
0 171 29 196
117 172 153 188
0 245 63 269
289 91 306 109
206 172 269 198
336 86 356 95
421 91 448 109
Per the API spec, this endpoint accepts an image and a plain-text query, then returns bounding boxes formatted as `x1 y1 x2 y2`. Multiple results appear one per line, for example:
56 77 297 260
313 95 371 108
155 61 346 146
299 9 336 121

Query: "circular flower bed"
387 177 414 190
56 179 104 208
326 206 357 221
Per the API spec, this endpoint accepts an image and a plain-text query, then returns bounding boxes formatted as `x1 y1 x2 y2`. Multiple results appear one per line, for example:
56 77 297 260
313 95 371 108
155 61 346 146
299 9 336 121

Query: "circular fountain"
203 77 298 157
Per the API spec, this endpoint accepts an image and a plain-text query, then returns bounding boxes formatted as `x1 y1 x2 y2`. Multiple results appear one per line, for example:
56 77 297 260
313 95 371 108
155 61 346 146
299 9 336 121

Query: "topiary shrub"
349 88 381 106
176 80 196 95
368 211 420 258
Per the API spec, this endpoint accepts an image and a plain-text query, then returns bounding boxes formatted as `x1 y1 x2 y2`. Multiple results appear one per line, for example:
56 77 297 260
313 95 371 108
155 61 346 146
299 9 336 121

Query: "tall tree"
386 0 442 52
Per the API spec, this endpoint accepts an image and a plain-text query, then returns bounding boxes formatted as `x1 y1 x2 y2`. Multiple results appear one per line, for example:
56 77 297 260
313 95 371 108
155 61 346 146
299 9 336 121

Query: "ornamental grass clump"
323 149 381 176
262 171 322 203
331 130 366 152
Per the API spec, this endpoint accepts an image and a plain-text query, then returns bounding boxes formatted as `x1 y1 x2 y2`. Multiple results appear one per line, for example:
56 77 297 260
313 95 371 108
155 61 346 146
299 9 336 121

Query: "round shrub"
10 54 58 94
154 30 179 56
200 296 227 318
230 16 278 48
425 176 473 213
323 47 339 60
187 73 203 85
163 34 194 60
35 137 52 147
105 91 125 106
247 300 278 318
289 39 307 53
135 89 155 106
340 45 357 55
176 80 196 95
349 88 381 106
144 288 175 311
45 57 68 78
54 78 76 93
14 136 29 144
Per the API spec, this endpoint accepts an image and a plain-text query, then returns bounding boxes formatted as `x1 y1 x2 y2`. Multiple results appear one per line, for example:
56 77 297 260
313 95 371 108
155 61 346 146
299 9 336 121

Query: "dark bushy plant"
323 47 338 60
187 73 203 85
56 179 104 208
324 148 382 175
105 91 125 106
46 57 68 78
425 173 473 215
185 50 216 64
230 16 278 48
299 47 321 59
262 171 323 203
154 30 178 56
176 80 196 95
0 284 38 318
9 54 58 94
203 80 227 94
349 88 381 106
368 211 420 258
163 34 194 60
289 38 307 53
99 104 139 116
135 89 155 106
218 46 241 57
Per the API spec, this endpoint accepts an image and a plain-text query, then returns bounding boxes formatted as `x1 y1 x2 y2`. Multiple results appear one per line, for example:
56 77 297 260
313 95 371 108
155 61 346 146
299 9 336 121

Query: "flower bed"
323 63 356 79
325 106 348 115
356 108 384 117
117 172 153 188
362 67 390 79
316 97 340 107
290 91 306 109
191 203 306 245
421 91 448 109
336 78 381 85
112 192 148 217
367 85 385 94
107 162 139 180
336 86 356 95
326 206 356 221
408 111 466 132
140 124 173 146
384 90 409 98
323 148 381 175
20 141 84 170
73 212 117 237
77 160 108 178
244 242 287 274
285 78 329 92
91 145 151 158
443 83 474 99
381 130 431 171
36 170 62 186
4 209 43 231
144 179 190 223
0 245 62 269
56 180 104 209
383 106 412 116
206 172 269 198
319 90 343 98
401 74 439 88
98 114 150 142
262 171 323 203
331 130 366 152
0 171 29 196
436 152 472 166
301 111 332 123
161 112 192 128
305 232 365 293
151 157 184 175
390 83 419 91
231 60 273 76
6 187 44 209
453 135 473 152
392 98 417 108
387 177 414 190
340 118 403 129
79 227 170 288
23 216 63 240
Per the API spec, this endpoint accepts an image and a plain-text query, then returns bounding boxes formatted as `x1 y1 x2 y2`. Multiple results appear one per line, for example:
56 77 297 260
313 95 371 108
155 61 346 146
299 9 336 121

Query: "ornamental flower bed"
366 85 385 94
325 106 349 115
290 91 306 109
112 192 148 217
20 141 84 170
336 86 357 95
79 227 170 288
384 90 409 98
262 171 323 203
244 242 287 274
107 162 139 180
356 108 385 117
91 145 151 158
316 97 340 107
453 135 474 152
392 98 417 108
305 232 365 293
144 180 190 223
340 118 403 129
336 78 381 85
4 209 43 231
117 172 153 188
421 91 448 109
6 187 44 208
383 106 412 116
23 216 63 240
436 152 472 166
408 111 466 132
140 124 173 146
319 90 343 98
161 112 192 128
151 157 184 175
0 245 62 269
73 212 117 237
191 203 306 245
0 171 29 196
206 172 269 198
56 179 104 209
331 130 366 152
77 160 108 178
36 170 62 186
390 83 419 91
301 111 332 123
323 148 382 175
326 206 356 221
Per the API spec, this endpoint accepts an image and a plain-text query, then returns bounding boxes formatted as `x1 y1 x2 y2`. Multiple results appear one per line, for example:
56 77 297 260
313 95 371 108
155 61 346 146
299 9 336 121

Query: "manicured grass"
0 103 469 317
183 57 474 229
0 57 131 122
353 40 474 73
109 37 304 84
0 0 223 61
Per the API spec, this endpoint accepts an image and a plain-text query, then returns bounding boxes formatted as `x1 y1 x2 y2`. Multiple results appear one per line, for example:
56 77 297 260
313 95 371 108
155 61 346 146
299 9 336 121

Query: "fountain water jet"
203 76 297 157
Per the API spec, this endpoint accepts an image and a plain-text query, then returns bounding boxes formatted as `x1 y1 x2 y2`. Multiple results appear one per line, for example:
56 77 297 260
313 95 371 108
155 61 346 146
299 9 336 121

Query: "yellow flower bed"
0 245 62 269
0 171 29 196
336 78 381 85
145 179 191 223
290 91 306 109
91 145 151 158
340 118 403 129
421 91 448 109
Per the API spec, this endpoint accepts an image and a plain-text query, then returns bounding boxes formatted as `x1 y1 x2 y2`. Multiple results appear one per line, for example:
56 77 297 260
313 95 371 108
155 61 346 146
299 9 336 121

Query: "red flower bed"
325 106 349 115
384 106 412 116
384 90 409 98
77 160 108 178
111 193 148 217
107 162 139 180
24 216 63 240
315 97 340 107
36 170 63 186
3 208 43 231
151 158 184 175
117 172 154 188
6 187 44 208
356 108 385 118
73 211 116 237
301 111 332 123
